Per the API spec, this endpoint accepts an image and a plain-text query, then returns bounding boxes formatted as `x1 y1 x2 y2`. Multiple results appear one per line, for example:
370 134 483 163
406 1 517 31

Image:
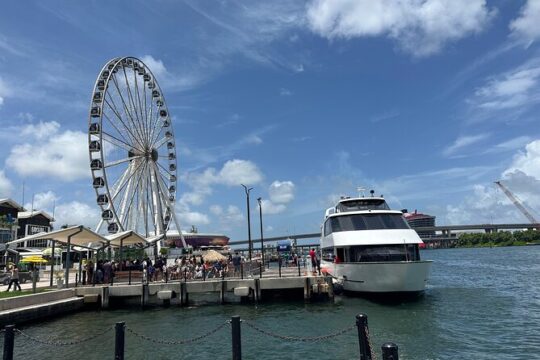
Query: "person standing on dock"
6 265 21 292
232 252 241 277
309 248 317 275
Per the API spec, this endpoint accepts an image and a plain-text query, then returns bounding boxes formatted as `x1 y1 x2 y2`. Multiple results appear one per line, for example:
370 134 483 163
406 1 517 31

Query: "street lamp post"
241 184 253 260
257 197 264 267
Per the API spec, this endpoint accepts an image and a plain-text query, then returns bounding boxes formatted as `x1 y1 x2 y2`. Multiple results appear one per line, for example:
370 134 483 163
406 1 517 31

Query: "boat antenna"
357 187 366 197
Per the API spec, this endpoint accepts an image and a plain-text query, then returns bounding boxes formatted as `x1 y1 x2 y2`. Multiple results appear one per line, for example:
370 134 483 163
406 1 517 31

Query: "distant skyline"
0 0 540 240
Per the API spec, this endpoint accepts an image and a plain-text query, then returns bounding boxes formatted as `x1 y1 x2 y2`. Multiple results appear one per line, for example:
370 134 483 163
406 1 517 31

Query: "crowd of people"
79 249 323 285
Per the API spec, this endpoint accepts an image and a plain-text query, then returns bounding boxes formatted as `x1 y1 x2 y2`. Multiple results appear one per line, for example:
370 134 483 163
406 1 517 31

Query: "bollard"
165 270 168 283
381 343 399 360
115 322 125 360
356 313 372 360
240 263 244 280
75 274 78 288
278 258 282 278
297 259 301 277
3 325 14 360
128 268 132 285
259 262 263 279
231 316 242 360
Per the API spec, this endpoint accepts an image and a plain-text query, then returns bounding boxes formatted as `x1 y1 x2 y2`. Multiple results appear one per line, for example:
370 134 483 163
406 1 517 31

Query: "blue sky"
1 0 540 240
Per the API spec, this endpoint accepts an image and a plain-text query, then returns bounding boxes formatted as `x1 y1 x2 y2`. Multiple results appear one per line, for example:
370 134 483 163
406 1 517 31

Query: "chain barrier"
364 324 377 360
125 321 228 345
14 326 112 346
243 321 356 342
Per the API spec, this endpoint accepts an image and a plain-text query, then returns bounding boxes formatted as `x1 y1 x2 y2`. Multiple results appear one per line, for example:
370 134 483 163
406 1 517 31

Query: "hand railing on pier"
1 313 399 360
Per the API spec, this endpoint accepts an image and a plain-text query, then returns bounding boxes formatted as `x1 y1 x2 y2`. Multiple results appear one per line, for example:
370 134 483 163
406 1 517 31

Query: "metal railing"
2 313 399 360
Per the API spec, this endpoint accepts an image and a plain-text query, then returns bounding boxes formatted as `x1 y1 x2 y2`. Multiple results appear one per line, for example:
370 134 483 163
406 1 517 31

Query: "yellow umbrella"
20 256 48 263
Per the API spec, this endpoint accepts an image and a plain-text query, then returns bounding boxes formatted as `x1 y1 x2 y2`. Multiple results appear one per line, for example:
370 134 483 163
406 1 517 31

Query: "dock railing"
2 313 399 360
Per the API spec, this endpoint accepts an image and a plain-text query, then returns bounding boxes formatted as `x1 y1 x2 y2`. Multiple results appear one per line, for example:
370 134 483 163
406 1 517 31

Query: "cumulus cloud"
268 181 295 203
260 180 296 215
509 0 540 45
140 55 167 78
175 201 210 226
181 159 264 206
54 201 100 228
6 121 89 181
220 160 264 186
210 204 244 229
0 170 13 197
443 139 540 224
306 0 495 57
504 139 540 179
260 199 287 215
25 191 58 211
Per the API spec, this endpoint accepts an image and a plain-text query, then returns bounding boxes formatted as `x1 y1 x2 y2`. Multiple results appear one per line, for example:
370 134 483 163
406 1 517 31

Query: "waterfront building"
0 199 24 245
404 210 436 237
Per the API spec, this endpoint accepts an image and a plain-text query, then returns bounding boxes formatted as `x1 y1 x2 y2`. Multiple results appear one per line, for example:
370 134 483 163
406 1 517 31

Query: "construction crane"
494 180 539 226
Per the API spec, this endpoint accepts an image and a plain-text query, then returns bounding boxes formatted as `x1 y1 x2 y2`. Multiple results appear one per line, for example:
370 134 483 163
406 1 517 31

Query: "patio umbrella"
42 247 62 257
202 250 227 263
20 256 48 263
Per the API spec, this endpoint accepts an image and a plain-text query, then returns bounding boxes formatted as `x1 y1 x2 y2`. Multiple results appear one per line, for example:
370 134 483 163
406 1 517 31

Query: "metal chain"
125 321 228 345
364 324 377 360
14 326 112 346
243 321 356 342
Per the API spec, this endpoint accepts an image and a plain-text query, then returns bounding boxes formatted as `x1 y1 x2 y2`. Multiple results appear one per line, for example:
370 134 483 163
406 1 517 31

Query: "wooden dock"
75 272 333 307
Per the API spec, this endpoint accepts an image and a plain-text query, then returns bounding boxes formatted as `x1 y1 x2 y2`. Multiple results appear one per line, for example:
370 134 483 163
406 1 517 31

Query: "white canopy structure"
6 225 107 249
6 225 108 288
105 230 148 247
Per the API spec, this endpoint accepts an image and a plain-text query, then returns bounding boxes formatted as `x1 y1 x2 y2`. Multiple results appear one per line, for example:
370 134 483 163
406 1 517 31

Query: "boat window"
324 219 332 236
348 244 419 262
329 214 410 232
337 199 390 212
321 247 334 262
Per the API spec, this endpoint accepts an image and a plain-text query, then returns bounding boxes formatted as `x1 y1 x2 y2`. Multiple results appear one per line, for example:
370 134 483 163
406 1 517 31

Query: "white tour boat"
320 192 432 296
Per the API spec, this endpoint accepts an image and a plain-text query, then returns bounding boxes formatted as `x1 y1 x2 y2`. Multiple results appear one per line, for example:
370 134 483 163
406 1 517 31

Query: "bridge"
229 223 538 250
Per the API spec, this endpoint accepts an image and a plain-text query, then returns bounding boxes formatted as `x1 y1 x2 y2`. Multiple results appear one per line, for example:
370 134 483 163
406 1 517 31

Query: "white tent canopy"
105 230 148 247
6 225 107 249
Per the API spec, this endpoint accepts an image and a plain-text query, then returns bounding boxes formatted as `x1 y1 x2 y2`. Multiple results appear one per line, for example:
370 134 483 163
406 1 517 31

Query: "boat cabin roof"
325 196 391 218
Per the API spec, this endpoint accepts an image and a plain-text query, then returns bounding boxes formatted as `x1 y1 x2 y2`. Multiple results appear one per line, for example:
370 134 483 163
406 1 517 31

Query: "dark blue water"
6 246 540 359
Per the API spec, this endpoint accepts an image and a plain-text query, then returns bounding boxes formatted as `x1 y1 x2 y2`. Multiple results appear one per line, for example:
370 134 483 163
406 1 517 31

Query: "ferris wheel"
87 56 185 245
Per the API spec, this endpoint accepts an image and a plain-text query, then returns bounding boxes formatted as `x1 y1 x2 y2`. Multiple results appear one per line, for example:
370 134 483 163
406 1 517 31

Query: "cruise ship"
320 192 432 296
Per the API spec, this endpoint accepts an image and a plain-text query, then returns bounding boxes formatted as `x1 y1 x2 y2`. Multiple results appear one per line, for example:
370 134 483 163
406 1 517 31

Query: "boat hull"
321 260 432 293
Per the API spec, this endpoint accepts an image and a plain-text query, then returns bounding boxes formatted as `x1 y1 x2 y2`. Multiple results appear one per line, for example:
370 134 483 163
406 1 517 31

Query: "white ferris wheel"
87 56 185 244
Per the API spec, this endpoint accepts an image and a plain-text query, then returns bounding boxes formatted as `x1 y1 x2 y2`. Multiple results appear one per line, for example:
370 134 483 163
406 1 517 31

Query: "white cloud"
474 63 540 110
244 134 263 145
260 199 286 215
280 88 292 96
484 136 532 154
6 122 89 181
509 0 540 45
0 170 13 197
268 181 295 203
306 0 495 57
0 77 10 107
20 121 61 140
140 55 167 78
443 140 540 224
25 191 58 211
54 201 100 228
443 134 490 157
219 159 264 186
180 211 210 226
504 139 540 179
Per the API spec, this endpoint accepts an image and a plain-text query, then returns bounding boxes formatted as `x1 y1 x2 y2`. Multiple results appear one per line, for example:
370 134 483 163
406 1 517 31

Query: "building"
0 199 24 245
404 210 436 238
16 211 54 248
